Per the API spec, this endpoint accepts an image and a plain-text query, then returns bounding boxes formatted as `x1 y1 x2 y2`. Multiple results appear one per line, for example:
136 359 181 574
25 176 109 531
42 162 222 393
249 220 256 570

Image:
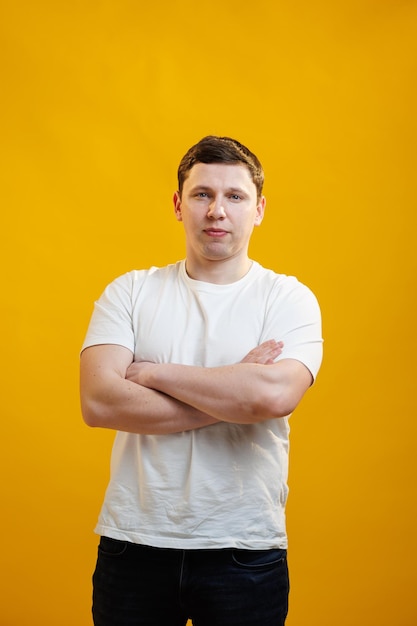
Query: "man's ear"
254 196 266 226
173 191 182 221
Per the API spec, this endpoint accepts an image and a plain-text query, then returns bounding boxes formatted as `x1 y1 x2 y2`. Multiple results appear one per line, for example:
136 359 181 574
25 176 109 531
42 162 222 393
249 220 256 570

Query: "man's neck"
184 257 253 285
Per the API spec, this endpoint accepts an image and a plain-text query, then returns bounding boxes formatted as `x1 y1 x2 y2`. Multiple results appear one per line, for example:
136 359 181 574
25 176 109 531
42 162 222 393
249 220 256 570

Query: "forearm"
80 346 218 435
134 360 306 424
82 379 218 434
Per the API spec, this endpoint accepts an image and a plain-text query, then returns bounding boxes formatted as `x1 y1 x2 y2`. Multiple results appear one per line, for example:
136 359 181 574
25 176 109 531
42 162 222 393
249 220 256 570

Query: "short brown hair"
177 136 264 200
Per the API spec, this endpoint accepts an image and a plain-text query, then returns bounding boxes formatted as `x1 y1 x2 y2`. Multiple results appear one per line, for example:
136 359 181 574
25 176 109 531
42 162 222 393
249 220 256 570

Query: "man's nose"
207 197 226 219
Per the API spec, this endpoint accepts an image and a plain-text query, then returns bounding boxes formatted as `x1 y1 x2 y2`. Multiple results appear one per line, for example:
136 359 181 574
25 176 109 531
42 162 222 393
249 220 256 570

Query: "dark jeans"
92 537 289 626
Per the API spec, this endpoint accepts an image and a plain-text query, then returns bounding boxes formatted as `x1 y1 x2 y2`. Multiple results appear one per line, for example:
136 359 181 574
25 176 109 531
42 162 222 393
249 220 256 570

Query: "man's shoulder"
252 262 304 289
252 263 319 305
112 261 183 286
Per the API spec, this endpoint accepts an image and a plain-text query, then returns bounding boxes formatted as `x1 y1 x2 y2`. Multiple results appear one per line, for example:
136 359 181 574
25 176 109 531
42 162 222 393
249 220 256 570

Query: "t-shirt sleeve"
261 278 323 381
81 272 135 353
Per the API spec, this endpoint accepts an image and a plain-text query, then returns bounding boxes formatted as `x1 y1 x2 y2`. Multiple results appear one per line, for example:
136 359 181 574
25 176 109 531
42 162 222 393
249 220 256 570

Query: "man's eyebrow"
227 187 247 195
189 185 212 192
188 185 247 194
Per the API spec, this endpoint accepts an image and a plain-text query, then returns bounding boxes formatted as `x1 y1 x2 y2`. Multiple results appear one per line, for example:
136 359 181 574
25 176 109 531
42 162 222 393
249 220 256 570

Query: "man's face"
174 162 265 278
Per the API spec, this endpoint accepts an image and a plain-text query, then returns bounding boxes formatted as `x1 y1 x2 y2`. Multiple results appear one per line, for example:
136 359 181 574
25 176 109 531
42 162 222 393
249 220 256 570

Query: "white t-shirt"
82 260 323 549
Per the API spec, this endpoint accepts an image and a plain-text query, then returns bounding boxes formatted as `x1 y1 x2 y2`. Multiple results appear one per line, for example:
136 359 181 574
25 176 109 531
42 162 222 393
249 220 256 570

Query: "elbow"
271 387 308 418
271 397 298 418
255 389 300 420
81 398 108 428
250 362 313 421
81 406 100 428
82 412 99 429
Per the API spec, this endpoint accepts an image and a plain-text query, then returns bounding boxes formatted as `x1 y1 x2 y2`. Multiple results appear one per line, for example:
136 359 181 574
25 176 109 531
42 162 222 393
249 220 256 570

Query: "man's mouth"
204 228 228 237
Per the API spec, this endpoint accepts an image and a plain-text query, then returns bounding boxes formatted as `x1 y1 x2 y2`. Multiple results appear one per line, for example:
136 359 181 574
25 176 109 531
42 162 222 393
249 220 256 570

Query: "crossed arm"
80 340 313 435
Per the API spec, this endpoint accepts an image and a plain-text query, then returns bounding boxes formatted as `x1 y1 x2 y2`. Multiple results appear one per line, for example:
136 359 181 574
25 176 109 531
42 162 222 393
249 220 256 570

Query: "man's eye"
230 194 241 200
197 192 208 198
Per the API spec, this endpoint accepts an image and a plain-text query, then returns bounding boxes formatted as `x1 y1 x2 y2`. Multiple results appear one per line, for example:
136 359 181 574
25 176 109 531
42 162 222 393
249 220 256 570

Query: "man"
80 135 323 626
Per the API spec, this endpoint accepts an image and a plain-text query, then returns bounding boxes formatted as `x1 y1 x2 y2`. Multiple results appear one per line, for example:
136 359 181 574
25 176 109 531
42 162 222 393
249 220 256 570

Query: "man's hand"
126 360 155 386
240 339 283 364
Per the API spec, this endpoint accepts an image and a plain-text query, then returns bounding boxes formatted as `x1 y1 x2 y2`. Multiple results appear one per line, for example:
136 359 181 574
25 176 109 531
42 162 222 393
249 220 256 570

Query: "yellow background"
1 1 416 624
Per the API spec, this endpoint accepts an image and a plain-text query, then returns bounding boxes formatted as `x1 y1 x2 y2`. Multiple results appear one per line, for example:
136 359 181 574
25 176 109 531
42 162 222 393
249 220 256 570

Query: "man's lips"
204 228 228 237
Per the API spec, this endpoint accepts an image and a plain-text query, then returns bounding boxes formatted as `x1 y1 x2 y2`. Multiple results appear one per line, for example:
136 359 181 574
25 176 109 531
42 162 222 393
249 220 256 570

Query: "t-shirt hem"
94 524 288 550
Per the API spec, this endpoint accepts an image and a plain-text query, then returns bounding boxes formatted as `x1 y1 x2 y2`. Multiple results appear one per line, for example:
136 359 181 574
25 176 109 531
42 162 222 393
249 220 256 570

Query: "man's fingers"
241 340 284 364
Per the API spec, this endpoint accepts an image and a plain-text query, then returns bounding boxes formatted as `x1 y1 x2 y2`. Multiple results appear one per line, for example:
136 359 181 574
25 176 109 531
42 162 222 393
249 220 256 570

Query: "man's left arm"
126 356 313 424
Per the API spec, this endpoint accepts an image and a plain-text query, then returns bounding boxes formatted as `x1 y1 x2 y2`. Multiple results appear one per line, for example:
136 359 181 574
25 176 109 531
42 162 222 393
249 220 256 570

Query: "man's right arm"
80 344 219 435
80 341 283 435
